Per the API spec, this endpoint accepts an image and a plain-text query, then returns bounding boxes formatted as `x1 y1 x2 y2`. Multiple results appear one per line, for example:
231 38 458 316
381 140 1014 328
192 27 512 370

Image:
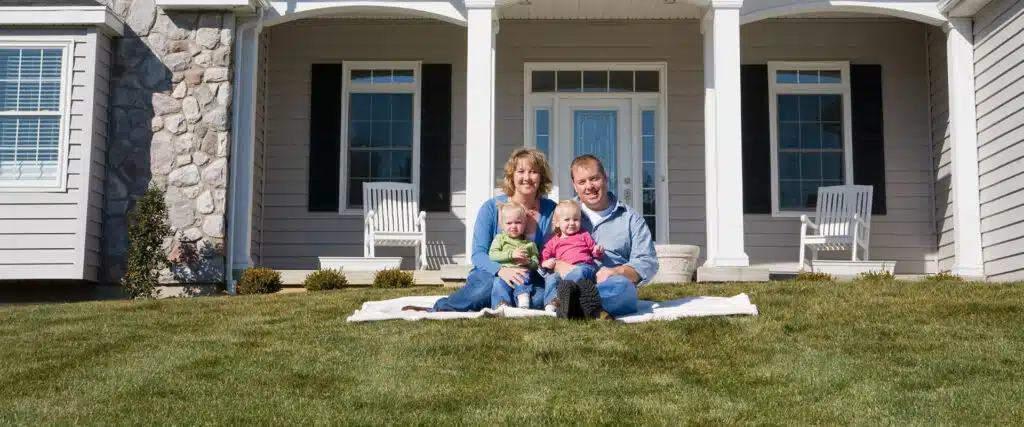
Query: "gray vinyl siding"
261 21 467 270
927 25 954 273
251 31 268 265
974 0 1024 281
259 19 938 274
0 27 103 280
83 29 110 282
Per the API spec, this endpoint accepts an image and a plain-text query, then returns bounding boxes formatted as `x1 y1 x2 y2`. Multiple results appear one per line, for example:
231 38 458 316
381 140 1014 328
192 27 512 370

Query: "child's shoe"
544 299 558 313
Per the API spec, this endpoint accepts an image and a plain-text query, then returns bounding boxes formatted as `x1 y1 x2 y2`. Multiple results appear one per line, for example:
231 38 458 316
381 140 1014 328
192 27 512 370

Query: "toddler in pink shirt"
540 200 604 312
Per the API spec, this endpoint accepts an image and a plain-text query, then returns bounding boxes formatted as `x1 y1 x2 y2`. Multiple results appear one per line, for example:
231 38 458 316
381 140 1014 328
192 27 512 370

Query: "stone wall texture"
100 0 234 284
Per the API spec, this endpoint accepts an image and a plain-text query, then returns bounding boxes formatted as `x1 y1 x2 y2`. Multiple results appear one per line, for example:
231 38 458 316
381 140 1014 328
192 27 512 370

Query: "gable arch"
262 1 469 27
740 1 947 27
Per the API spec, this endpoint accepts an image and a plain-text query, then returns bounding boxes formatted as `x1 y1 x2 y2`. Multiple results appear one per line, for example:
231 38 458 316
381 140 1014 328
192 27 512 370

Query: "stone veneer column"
100 0 235 284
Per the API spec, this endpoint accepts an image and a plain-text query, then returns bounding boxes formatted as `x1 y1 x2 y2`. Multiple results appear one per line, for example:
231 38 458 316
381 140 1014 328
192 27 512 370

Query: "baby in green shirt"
489 201 539 309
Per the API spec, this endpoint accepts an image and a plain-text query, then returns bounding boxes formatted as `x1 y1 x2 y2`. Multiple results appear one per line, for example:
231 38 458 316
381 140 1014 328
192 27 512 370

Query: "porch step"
277 269 456 286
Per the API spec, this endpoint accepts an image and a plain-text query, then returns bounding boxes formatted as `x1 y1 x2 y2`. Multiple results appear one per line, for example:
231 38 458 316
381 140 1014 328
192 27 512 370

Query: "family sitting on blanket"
402 148 659 320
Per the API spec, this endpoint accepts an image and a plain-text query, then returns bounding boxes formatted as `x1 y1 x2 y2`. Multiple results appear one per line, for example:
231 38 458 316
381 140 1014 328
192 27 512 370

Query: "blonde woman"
404 148 558 312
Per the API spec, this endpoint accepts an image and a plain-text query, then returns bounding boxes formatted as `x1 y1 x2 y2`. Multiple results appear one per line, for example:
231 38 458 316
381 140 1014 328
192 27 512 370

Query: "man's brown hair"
569 154 607 182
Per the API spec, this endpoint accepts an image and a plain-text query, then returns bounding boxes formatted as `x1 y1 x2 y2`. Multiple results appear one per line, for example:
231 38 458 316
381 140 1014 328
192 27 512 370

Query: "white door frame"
523 62 669 242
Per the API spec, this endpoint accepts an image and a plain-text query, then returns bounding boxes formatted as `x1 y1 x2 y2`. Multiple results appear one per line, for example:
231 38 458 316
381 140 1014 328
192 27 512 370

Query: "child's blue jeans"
490 270 548 309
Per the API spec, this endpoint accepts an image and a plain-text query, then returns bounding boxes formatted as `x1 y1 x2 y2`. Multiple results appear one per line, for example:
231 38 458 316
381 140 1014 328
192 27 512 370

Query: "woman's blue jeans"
430 268 494 312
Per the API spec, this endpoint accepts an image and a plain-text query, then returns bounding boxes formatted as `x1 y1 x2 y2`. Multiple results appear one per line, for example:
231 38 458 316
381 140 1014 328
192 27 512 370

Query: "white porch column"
463 1 498 263
945 18 985 278
226 15 262 290
701 1 749 268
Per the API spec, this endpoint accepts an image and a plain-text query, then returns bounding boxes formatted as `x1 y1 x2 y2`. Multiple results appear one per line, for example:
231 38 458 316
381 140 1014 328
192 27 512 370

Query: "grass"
1 281 1022 425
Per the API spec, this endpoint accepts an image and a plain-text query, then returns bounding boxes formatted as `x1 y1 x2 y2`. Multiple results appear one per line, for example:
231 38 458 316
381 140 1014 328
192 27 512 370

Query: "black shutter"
307 63 342 212
419 64 453 212
850 64 887 215
741 64 772 214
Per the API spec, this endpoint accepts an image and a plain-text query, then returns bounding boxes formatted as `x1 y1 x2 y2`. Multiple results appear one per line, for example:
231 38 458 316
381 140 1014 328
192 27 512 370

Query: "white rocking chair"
798 185 874 271
363 182 427 270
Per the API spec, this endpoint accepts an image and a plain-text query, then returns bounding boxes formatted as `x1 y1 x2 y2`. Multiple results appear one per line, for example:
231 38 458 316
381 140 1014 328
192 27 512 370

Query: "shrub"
922 270 965 283
856 270 896 284
795 271 835 282
236 267 282 295
121 187 173 299
304 269 348 291
372 268 415 288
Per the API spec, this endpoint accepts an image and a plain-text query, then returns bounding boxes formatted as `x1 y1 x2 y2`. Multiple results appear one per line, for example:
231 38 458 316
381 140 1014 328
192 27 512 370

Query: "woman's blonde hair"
501 148 553 198
551 200 582 235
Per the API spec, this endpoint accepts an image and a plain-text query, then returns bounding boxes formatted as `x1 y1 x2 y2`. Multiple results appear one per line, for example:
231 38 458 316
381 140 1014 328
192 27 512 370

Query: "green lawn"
1 281 1022 425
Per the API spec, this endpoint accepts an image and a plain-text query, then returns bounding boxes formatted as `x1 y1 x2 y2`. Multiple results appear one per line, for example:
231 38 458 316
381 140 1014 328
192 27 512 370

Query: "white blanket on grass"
346 293 758 323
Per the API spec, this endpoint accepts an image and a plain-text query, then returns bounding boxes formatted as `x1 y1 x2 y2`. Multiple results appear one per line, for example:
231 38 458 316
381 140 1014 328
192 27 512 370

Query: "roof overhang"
939 0 995 17
0 5 124 36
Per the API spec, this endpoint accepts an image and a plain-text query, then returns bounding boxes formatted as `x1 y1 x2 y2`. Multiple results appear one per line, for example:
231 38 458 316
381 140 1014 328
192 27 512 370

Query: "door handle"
624 177 631 185
624 188 632 201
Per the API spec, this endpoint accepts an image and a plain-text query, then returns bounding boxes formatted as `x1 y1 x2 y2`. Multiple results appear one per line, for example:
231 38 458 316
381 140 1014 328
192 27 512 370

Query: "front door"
555 98 633 206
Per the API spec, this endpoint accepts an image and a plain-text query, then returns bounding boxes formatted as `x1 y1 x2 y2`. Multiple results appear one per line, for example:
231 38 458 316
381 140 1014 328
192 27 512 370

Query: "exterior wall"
259 18 938 274
926 25 955 273
0 27 102 281
101 2 234 284
974 0 1024 281
261 21 467 270
85 30 113 281
741 20 937 274
251 30 268 265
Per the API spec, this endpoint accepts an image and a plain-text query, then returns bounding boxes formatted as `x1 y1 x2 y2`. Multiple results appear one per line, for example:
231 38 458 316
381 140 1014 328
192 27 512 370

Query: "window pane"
557 71 582 92
777 70 799 83
778 95 799 122
635 71 659 92
779 123 800 149
822 152 843 180
801 182 819 208
392 150 412 179
535 109 550 159
643 162 655 188
349 151 370 178
799 96 821 121
347 92 415 208
532 71 556 92
800 123 822 149
609 71 633 92
822 123 842 149
349 121 371 148
370 94 391 120
370 122 390 147
0 116 60 182
778 152 801 180
391 94 413 121
348 178 366 206
372 69 392 83
370 151 391 178
821 95 842 122
583 71 608 92
392 69 414 83
644 216 656 242
351 70 372 83
819 70 841 84
780 181 802 209
643 189 655 217
0 48 63 113
800 153 821 180
392 121 412 147
798 70 819 84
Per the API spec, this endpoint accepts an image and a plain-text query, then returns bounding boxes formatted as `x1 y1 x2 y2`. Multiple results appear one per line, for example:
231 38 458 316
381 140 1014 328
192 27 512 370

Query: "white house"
0 0 1021 287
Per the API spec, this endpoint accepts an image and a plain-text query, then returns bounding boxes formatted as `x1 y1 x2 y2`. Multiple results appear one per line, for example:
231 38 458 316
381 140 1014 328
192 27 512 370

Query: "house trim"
263 1 470 27
0 6 124 37
0 37 75 193
766 61 854 218
938 0 996 17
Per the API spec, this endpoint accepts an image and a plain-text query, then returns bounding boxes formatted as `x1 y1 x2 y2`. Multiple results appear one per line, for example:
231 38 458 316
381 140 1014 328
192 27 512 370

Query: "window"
768 62 853 214
0 44 69 190
342 62 419 210
641 109 657 241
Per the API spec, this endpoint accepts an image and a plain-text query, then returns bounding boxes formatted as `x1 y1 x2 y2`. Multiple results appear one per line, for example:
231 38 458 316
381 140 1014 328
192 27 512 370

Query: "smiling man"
552 154 659 317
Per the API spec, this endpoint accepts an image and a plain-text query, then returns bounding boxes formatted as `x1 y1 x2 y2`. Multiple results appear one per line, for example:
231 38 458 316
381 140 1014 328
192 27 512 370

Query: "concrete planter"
651 244 701 283
318 256 402 272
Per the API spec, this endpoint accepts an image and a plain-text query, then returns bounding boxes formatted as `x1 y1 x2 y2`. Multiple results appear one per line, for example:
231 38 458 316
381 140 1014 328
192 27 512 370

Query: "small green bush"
121 187 173 299
856 270 896 284
922 270 965 283
372 268 415 288
236 267 282 295
304 269 348 291
795 271 835 282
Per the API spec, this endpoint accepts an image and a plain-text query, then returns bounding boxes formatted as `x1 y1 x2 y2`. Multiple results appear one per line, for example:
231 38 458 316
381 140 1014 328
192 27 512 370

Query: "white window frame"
338 60 421 215
767 61 854 217
0 39 73 192
523 62 669 242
